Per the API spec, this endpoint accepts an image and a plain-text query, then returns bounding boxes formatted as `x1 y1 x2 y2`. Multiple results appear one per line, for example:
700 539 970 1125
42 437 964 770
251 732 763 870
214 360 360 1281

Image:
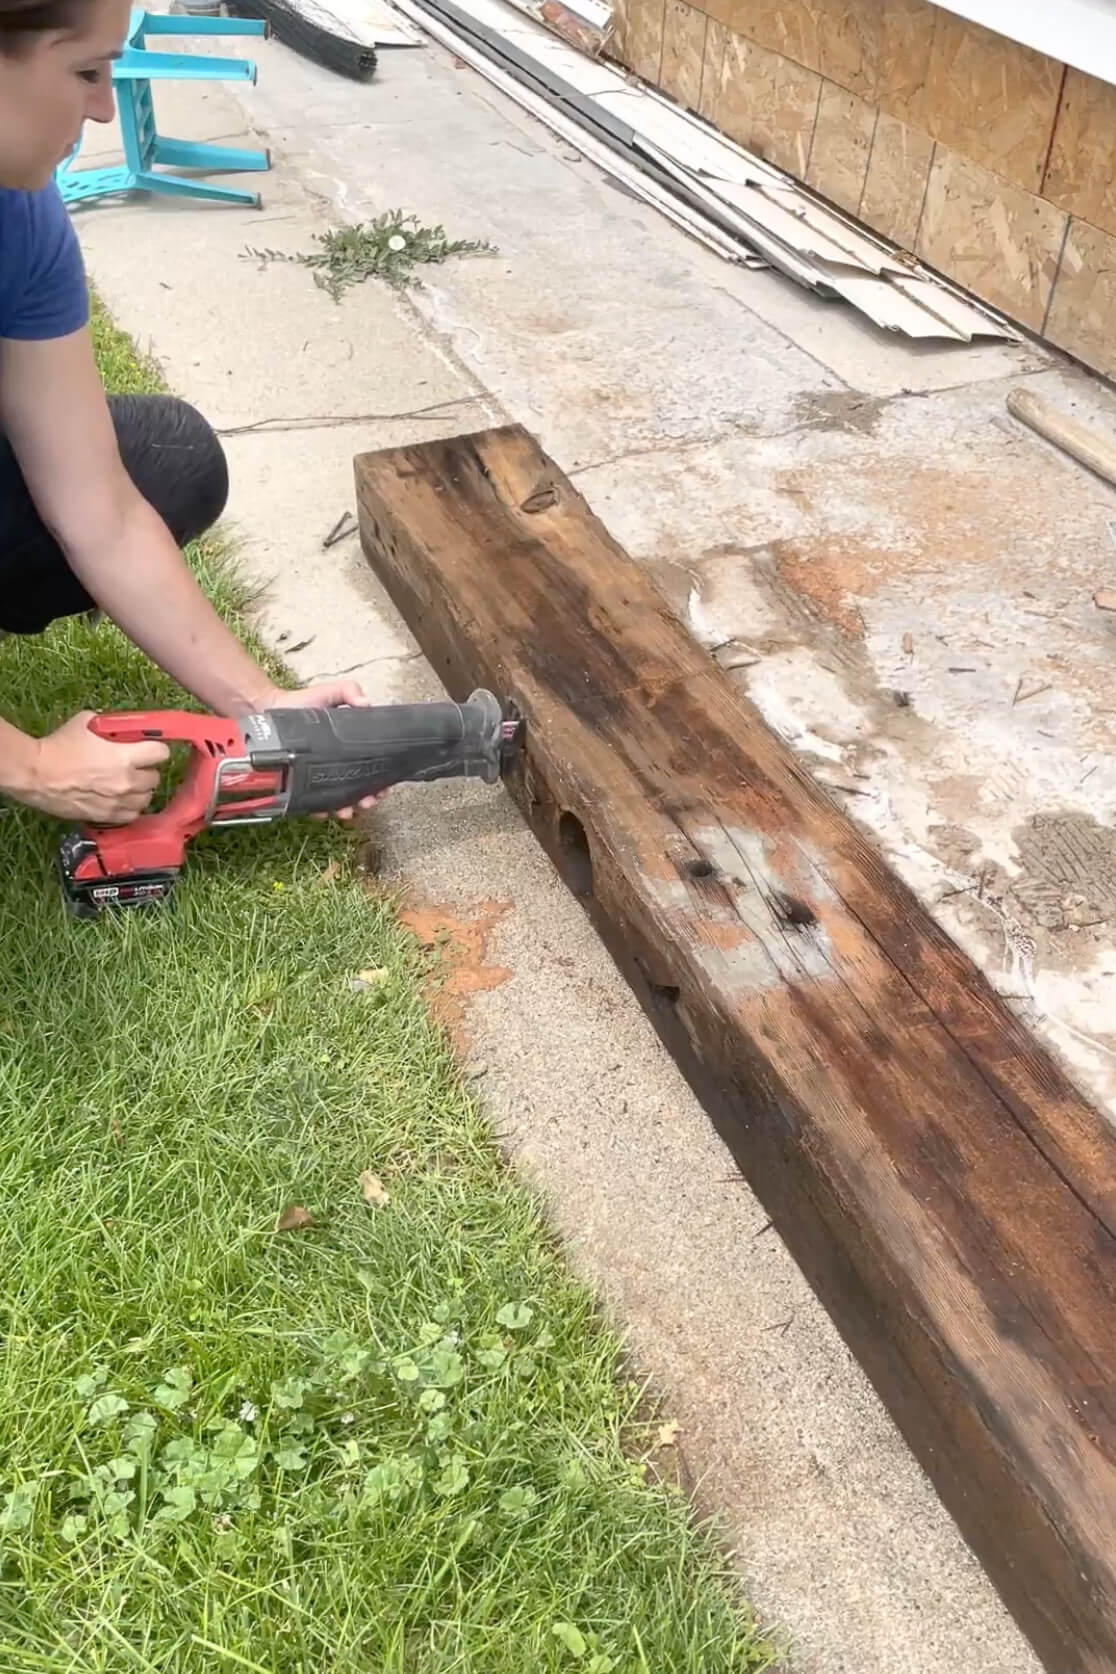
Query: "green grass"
0 298 779 1673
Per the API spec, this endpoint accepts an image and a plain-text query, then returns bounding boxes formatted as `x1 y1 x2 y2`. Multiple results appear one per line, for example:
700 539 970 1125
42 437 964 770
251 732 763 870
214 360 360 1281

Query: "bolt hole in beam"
557 810 593 898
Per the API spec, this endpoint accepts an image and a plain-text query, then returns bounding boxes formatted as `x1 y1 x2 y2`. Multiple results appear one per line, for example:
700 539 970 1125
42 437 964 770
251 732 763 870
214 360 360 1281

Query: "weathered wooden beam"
355 424 1116 1674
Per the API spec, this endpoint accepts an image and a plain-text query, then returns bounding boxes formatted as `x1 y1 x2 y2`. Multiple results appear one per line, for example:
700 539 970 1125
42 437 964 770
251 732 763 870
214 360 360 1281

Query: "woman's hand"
19 710 171 825
265 677 368 712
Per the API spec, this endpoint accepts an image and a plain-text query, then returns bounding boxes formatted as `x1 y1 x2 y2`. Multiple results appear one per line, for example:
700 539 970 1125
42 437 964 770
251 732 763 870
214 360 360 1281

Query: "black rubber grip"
258 690 505 816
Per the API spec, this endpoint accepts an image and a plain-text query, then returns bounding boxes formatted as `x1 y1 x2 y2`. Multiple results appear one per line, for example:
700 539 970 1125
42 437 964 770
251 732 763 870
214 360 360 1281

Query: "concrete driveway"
69 19 1116 1669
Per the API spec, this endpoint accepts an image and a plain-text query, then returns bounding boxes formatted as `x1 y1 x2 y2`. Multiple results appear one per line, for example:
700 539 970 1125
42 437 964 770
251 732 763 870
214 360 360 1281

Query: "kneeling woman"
0 0 367 826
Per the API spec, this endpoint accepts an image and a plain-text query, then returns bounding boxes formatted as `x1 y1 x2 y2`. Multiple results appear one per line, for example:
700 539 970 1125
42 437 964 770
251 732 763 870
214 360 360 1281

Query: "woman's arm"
0 323 381 823
0 326 281 716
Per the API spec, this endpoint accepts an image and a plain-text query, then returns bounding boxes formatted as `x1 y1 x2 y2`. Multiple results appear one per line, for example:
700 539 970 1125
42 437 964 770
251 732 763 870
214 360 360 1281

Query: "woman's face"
0 0 130 190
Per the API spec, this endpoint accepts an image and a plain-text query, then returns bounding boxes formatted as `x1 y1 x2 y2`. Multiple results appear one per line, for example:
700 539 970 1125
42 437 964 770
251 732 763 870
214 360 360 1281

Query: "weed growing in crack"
244 209 497 300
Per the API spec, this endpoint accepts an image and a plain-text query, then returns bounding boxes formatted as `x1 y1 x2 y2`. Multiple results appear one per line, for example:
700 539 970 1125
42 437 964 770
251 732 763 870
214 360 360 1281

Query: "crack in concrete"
216 394 489 438
566 415 844 478
305 649 425 681
565 364 1067 480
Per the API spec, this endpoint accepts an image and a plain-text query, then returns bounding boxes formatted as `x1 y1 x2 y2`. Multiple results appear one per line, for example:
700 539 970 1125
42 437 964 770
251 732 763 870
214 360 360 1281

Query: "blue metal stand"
57 8 271 209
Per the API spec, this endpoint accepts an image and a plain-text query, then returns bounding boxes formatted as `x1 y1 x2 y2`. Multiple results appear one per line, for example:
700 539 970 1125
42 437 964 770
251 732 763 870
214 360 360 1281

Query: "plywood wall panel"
806 80 876 214
861 111 934 249
599 0 1116 386
816 0 878 101
709 28 822 177
660 0 707 108
1045 218 1116 381
875 0 936 125
606 0 664 82
1044 68 1116 242
697 0 819 73
918 144 1067 330
919 12 1062 192
695 0 936 110
698 16 726 119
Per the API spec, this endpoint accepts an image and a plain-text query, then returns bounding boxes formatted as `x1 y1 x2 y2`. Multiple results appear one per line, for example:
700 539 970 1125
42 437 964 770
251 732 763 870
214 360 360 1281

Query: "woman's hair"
0 0 82 39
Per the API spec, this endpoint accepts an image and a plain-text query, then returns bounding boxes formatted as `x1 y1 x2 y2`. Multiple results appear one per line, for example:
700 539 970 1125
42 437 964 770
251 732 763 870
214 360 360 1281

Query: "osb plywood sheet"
1045 218 1116 380
919 12 1063 192
917 144 1067 331
874 0 937 125
806 79 876 214
698 15 726 119
696 0 819 76
607 0 664 82
816 0 878 101
709 27 821 176
660 0 707 109
695 0 935 110
861 110 934 250
1044 69 1116 242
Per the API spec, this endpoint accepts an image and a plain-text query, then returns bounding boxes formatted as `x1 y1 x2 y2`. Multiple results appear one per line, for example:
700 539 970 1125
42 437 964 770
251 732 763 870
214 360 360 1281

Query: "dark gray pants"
0 394 228 634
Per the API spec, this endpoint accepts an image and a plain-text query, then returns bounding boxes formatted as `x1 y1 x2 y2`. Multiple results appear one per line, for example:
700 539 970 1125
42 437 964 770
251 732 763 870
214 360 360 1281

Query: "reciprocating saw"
58 691 523 920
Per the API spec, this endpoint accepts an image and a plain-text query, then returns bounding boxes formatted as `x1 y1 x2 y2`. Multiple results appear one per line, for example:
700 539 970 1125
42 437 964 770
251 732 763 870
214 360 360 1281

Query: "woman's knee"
108 393 229 547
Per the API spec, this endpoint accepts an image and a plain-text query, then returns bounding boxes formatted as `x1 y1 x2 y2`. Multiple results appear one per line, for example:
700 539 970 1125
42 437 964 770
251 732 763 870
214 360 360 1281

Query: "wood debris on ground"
1007 387 1116 491
359 1170 390 1206
276 1204 316 1232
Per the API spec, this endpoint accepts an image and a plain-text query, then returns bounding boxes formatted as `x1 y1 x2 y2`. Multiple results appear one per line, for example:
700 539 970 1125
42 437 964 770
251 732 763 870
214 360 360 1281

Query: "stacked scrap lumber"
388 0 1017 341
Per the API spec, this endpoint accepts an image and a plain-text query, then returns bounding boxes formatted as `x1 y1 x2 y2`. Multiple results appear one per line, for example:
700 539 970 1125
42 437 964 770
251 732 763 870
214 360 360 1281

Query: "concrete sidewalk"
67 22 1116 1670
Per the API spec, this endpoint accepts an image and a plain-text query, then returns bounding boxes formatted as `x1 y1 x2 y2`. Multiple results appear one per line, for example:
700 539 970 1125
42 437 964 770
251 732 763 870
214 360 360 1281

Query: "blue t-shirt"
0 183 88 342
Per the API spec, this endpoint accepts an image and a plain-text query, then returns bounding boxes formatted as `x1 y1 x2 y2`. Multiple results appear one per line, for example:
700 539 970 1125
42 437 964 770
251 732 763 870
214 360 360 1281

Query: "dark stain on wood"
768 890 817 930
354 424 1116 1674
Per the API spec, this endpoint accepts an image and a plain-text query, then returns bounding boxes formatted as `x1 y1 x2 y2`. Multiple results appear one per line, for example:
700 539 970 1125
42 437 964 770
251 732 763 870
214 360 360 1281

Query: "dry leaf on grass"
276 1204 315 1232
320 860 341 884
359 1170 390 1207
657 1420 682 1447
350 967 388 992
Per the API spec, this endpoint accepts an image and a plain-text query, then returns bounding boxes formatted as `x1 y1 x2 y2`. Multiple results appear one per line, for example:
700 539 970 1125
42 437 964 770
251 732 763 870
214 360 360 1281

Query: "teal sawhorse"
57 7 271 210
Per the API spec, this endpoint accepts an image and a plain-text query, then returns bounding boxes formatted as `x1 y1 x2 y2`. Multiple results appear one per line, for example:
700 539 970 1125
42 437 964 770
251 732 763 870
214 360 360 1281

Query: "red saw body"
58 693 521 919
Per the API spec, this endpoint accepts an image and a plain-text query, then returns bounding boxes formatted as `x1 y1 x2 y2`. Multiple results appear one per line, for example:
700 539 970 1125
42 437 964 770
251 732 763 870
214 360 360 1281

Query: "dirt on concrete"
397 895 514 1049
